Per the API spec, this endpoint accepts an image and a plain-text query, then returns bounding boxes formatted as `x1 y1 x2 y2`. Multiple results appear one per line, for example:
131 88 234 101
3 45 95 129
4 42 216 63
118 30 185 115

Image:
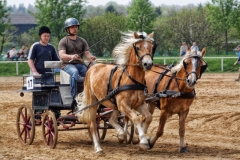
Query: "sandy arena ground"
0 73 240 160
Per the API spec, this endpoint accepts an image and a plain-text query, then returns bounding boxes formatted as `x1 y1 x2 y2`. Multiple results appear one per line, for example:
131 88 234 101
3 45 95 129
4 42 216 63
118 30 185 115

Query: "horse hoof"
147 139 154 149
139 142 150 150
132 137 140 145
118 138 125 143
96 149 104 155
180 147 188 153
117 134 125 143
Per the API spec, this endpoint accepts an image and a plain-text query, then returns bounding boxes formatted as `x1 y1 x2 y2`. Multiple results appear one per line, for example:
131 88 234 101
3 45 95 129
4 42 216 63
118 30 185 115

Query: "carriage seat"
44 61 62 69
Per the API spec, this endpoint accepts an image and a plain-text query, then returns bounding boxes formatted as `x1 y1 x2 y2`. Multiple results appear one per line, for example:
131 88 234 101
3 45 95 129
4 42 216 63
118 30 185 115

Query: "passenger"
27 26 60 118
28 26 60 80
58 18 96 98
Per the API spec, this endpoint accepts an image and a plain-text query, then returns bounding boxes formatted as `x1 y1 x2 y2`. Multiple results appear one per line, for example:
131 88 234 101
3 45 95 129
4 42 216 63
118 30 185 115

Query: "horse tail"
75 92 89 124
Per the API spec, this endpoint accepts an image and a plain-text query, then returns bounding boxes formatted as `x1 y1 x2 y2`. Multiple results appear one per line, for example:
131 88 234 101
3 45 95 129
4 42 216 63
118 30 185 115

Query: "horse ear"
201 47 206 57
148 32 154 38
187 44 191 51
134 32 139 39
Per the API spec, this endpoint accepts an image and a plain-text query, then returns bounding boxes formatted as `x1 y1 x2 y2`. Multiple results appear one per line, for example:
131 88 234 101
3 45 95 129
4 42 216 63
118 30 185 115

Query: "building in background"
9 14 37 35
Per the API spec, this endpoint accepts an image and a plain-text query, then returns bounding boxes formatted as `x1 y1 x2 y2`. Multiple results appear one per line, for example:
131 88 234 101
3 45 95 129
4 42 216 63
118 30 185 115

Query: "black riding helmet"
65 18 80 35
38 26 51 36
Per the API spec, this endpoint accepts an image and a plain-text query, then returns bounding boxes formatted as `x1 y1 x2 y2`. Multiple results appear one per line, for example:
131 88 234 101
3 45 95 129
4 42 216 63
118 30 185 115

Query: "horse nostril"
144 63 148 67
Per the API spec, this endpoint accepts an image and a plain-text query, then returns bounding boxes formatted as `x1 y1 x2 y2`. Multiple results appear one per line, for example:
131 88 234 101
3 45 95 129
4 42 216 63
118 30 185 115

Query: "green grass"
0 62 30 76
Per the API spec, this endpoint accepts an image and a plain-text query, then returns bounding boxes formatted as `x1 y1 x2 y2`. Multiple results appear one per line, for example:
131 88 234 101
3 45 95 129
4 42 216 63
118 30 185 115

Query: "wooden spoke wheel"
16 104 35 145
119 117 134 144
42 110 58 149
96 117 107 141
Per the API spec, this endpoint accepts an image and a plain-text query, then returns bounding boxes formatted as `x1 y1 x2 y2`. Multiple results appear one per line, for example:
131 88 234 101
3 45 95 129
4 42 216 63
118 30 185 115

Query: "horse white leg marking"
89 107 103 153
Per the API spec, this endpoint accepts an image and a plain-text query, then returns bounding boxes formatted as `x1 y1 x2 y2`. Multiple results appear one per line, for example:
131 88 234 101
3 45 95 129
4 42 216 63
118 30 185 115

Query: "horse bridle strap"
133 41 154 61
183 55 208 80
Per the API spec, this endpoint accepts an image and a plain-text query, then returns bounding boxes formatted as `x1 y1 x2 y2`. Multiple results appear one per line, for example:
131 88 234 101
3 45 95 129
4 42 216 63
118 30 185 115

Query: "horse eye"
136 47 140 51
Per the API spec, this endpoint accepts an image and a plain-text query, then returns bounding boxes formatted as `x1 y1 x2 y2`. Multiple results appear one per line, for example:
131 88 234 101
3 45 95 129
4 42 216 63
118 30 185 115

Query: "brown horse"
75 31 156 153
144 46 207 152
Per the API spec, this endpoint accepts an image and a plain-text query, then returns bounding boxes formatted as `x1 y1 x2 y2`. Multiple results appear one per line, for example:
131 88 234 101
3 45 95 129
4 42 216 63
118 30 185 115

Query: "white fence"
0 57 237 75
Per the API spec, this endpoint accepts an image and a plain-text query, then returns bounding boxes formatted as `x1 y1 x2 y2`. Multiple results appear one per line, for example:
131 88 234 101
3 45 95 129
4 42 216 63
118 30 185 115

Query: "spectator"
180 42 187 57
234 45 240 81
18 45 27 61
9 46 19 61
191 42 199 53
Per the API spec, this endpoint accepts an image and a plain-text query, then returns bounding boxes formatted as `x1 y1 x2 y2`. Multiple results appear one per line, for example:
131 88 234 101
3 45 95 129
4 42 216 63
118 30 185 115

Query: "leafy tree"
105 4 117 13
206 0 240 54
155 6 162 16
33 0 87 42
17 4 27 14
154 7 224 55
0 0 10 53
80 12 126 57
16 32 37 51
126 0 158 33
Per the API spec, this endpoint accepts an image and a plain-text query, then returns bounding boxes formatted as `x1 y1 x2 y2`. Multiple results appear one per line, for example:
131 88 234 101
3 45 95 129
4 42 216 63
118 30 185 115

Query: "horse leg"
120 104 150 150
84 79 103 154
109 109 125 143
88 105 103 153
178 109 189 153
149 110 169 149
143 102 156 133
132 102 155 144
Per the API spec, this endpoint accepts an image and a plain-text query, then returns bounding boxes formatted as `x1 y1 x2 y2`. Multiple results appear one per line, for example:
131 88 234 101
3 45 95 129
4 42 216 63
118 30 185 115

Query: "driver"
58 18 96 98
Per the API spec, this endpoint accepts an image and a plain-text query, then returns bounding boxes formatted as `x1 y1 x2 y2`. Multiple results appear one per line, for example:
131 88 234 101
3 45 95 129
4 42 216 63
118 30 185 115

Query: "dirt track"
1 73 240 160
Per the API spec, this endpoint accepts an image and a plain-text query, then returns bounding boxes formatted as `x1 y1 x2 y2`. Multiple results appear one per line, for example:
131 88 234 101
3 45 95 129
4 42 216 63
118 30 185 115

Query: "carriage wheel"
87 119 107 142
119 118 134 144
96 118 107 141
42 110 58 149
16 104 35 145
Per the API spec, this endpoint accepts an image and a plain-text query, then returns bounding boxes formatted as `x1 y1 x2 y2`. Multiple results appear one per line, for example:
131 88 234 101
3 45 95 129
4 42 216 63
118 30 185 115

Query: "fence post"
221 58 223 71
16 61 19 75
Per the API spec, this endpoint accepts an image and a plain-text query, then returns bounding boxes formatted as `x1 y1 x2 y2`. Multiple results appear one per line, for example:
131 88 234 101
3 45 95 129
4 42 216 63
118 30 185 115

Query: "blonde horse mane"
112 31 154 67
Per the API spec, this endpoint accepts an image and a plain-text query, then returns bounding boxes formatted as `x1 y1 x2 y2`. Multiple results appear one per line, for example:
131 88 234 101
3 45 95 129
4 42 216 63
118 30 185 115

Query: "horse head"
132 32 156 70
182 46 207 88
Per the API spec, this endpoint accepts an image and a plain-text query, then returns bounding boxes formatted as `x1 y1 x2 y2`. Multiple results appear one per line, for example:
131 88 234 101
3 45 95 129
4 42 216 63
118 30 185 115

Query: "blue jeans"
181 51 186 56
63 64 87 97
10 56 19 61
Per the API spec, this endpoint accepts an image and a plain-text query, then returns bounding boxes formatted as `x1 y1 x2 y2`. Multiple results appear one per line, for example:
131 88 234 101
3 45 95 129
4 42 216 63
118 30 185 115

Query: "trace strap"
73 84 146 114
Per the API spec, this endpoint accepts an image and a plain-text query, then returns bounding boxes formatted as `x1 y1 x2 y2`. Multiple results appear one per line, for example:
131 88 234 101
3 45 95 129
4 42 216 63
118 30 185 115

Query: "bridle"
132 38 157 64
182 55 208 81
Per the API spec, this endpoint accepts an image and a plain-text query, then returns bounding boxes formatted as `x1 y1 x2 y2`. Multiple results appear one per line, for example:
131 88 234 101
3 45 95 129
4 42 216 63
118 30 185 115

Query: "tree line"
1 0 240 57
